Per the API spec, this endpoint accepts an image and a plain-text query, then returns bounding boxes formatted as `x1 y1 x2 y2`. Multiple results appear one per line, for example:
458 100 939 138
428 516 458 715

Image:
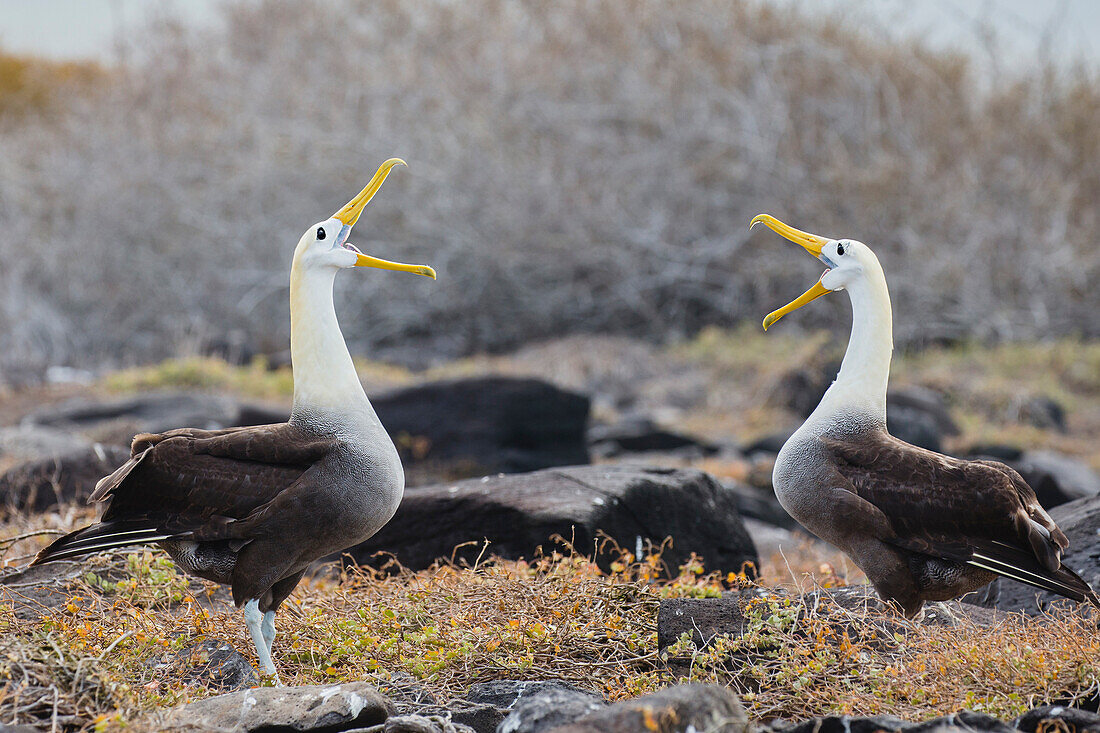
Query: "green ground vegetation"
1 547 1097 730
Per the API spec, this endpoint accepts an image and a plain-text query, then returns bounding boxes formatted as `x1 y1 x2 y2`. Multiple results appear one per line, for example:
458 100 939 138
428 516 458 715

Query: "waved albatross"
751 213 1099 617
32 158 435 679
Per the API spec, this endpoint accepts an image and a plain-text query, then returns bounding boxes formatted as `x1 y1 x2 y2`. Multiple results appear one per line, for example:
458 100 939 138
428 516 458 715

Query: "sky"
1 0 1098 72
821 0 1100 71
0 0 220 60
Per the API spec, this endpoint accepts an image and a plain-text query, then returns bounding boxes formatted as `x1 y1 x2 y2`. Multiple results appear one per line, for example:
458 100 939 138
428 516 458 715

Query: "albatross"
751 213 1099 616
31 158 435 679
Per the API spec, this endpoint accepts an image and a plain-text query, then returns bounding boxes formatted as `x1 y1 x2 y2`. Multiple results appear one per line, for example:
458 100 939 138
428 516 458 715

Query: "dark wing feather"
824 432 1060 553
822 431 1098 606
32 423 335 566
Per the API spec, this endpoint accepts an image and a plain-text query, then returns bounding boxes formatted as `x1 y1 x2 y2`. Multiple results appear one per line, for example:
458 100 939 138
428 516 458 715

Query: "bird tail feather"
30 520 173 566
967 540 1100 607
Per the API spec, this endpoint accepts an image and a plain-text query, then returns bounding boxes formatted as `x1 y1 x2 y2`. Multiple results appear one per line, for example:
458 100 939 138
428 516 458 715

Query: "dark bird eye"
316 227 326 240
836 243 845 256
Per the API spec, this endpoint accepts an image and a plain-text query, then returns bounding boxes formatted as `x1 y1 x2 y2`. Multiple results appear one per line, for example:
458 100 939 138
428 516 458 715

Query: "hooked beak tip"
333 158 408 228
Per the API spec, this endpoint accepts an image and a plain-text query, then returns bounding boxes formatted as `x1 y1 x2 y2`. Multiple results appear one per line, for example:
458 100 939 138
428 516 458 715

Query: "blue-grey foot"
244 599 281 685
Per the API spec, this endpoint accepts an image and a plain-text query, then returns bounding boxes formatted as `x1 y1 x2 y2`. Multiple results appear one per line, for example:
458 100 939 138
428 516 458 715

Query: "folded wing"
823 432 1099 606
32 423 336 565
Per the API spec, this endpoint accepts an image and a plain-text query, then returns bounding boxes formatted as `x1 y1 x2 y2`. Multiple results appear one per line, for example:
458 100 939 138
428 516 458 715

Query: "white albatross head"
750 213 885 330
292 158 437 279
286 158 436 421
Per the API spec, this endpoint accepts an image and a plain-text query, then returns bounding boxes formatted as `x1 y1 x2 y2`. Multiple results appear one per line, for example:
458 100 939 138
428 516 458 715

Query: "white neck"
808 266 893 428
289 263 371 420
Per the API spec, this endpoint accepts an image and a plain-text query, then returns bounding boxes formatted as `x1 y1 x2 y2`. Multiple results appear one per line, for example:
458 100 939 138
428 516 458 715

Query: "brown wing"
822 432 1069 563
96 423 333 525
822 431 1098 604
31 423 336 565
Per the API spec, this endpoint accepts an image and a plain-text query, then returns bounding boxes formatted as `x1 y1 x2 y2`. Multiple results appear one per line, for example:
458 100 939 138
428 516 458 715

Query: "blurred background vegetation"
0 0 1098 380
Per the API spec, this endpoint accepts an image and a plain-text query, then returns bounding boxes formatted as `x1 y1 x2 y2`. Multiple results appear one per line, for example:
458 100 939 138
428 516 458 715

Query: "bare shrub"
1 1 1097 375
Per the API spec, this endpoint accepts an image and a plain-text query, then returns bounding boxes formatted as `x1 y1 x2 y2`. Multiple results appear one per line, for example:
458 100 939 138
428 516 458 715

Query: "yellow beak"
336 158 437 280
334 158 407 227
750 214 833 330
354 253 436 279
749 214 829 257
762 280 829 331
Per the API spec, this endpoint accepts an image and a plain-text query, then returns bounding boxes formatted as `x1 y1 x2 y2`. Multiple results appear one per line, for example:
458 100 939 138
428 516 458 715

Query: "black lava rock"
340 465 758 579
373 377 590 475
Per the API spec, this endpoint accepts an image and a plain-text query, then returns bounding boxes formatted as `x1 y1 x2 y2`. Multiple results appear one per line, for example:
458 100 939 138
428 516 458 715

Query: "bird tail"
31 520 174 566
966 540 1100 608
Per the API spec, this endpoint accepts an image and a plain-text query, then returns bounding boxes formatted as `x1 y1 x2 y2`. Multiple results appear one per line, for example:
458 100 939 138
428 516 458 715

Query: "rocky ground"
1 330 1099 731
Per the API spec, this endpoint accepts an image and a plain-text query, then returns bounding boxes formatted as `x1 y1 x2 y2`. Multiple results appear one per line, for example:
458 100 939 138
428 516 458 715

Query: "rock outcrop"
373 377 590 475
543 683 747 733
149 682 393 732
1 443 130 513
341 465 758 578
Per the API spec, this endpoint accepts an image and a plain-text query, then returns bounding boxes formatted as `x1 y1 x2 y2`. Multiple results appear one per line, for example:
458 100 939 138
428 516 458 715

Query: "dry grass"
100 355 419 401
101 357 295 401
1 540 1098 730
669 592 1100 722
0 547 727 729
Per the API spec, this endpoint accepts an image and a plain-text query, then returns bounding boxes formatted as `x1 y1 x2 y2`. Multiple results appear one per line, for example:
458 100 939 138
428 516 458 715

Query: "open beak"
335 158 437 280
353 252 436 279
761 279 830 331
749 214 832 331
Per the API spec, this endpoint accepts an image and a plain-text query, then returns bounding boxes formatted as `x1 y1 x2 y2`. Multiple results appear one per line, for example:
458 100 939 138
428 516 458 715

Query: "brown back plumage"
823 430 1098 606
